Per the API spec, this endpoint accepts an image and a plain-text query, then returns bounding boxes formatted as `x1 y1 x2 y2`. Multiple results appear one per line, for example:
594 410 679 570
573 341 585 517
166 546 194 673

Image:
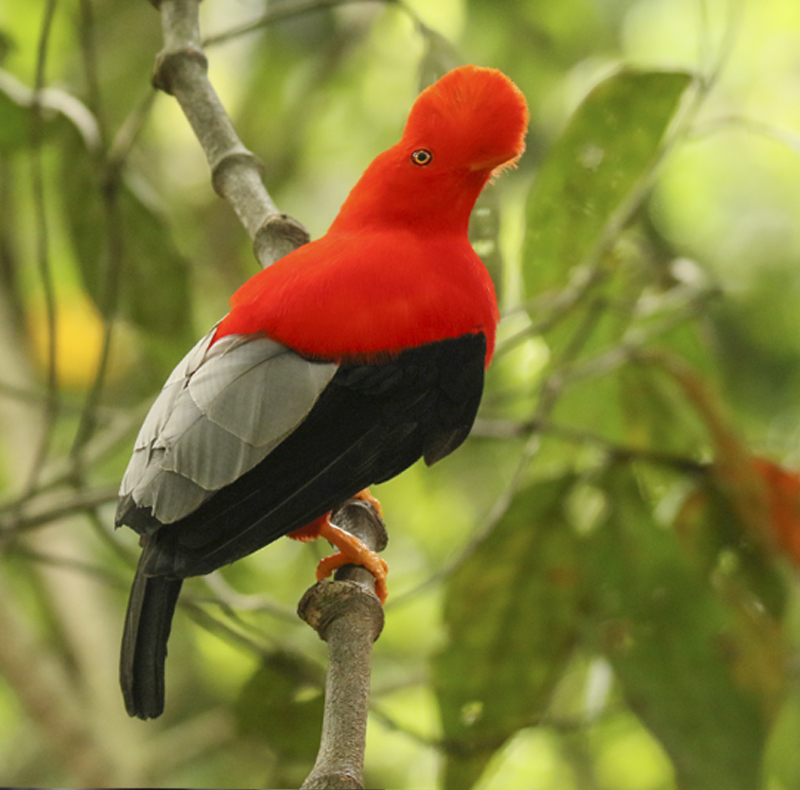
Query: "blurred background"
2 0 800 787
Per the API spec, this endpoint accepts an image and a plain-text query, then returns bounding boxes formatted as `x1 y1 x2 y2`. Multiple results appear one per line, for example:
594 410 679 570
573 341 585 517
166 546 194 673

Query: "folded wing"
116 330 338 530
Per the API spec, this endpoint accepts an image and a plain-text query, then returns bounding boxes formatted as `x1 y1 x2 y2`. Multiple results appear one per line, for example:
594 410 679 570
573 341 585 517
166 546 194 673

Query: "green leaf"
116 183 193 339
674 474 787 621
0 72 30 151
434 475 581 790
523 69 693 298
584 462 772 790
58 127 193 345
766 691 800 790
234 651 324 763
618 364 706 456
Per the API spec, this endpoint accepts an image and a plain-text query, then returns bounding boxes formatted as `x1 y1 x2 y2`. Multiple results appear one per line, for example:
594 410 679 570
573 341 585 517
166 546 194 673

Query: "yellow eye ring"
410 148 433 166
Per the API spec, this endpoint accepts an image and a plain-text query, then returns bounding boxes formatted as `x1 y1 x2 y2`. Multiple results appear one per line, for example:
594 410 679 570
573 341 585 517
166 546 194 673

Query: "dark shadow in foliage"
235 650 325 788
582 461 779 790
434 474 581 790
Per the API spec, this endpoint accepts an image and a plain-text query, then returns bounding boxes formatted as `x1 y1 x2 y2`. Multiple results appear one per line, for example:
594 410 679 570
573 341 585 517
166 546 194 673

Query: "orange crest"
402 65 529 173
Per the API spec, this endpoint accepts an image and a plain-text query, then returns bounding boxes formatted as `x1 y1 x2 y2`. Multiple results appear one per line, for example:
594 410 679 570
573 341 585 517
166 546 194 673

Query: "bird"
116 64 529 719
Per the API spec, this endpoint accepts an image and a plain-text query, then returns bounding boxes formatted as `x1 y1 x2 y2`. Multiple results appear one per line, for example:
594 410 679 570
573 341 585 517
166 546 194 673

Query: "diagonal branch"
149 0 309 267
148 5 389 787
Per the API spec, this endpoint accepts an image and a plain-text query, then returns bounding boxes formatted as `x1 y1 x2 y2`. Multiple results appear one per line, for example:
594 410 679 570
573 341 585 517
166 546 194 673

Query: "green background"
2 0 800 788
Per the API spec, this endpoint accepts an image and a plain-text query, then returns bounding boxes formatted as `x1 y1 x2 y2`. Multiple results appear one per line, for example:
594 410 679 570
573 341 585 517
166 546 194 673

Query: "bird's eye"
410 148 433 166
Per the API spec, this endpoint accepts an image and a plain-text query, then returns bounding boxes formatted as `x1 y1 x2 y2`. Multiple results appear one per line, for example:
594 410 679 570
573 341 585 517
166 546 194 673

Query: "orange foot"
288 490 388 603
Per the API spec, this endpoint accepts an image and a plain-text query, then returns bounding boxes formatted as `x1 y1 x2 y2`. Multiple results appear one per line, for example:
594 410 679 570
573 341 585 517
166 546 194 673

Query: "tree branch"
149 0 309 267
149 5 392 786
298 499 387 790
201 0 416 49
0 570 116 785
0 484 119 536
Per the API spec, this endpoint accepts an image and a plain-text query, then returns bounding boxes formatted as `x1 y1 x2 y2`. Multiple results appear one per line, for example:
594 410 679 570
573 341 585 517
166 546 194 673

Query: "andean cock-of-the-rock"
116 64 529 719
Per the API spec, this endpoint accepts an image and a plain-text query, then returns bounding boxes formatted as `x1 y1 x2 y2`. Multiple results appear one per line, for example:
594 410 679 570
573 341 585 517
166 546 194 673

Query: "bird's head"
331 65 529 233
401 65 529 177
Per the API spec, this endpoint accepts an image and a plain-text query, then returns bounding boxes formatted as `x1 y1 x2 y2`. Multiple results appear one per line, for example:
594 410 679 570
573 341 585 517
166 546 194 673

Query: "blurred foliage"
2 0 800 788
434 475 581 788
524 69 693 296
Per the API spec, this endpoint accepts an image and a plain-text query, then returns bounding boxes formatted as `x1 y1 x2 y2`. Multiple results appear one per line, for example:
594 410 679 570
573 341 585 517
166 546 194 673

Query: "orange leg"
288 490 388 603
353 488 383 518
316 518 389 603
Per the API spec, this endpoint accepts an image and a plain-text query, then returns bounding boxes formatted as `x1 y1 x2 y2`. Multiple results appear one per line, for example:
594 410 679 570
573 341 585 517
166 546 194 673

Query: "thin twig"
108 89 158 168
0 397 146 528
0 569 116 785
0 378 84 411
70 0 125 460
202 571 300 623
16 539 310 663
496 265 606 359
391 296 613 609
471 417 707 474
9 545 125 588
25 0 61 497
202 0 405 49
0 485 119 536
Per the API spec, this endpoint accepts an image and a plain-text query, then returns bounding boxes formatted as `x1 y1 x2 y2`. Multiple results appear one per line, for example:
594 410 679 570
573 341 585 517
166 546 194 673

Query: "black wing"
120 332 486 718
136 332 487 578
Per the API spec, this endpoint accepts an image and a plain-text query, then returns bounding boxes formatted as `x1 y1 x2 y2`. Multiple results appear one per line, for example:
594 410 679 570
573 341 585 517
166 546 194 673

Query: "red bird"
117 65 529 719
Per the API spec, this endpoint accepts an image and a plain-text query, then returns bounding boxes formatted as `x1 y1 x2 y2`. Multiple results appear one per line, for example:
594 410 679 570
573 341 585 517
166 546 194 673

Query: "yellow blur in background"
27 293 128 390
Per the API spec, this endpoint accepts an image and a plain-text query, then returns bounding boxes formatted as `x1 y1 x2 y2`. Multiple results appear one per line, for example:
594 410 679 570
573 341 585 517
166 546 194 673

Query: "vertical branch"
0 572 115 786
148 4 388 785
0 50 127 778
298 500 387 790
70 0 122 458
25 0 61 494
150 0 309 267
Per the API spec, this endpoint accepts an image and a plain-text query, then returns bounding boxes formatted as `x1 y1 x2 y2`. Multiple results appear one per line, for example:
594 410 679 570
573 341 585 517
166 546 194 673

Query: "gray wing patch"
118 329 338 526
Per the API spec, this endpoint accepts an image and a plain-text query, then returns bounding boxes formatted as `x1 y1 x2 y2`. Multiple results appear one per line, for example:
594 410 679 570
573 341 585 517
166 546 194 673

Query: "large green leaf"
583 462 772 790
674 474 787 620
58 126 193 345
235 651 324 760
523 69 693 298
0 71 31 152
433 475 581 790
618 363 707 456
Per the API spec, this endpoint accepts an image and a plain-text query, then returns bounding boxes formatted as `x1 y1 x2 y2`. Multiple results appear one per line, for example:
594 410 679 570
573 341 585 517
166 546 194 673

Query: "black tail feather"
120 561 182 720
